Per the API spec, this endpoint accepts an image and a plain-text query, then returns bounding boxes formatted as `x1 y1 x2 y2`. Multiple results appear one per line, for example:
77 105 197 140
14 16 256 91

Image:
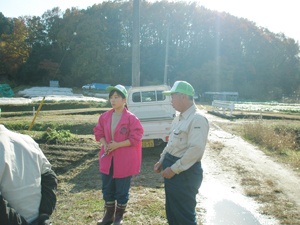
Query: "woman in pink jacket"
94 84 144 225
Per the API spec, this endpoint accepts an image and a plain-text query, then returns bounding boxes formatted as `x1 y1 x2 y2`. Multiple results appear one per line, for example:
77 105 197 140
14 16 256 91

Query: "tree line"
0 0 299 101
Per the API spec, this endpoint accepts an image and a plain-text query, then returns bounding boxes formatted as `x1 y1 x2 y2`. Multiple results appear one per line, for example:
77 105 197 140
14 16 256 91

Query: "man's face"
171 92 184 112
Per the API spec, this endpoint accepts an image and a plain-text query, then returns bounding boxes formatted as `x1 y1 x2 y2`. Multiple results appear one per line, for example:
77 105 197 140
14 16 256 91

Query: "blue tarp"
92 83 111 90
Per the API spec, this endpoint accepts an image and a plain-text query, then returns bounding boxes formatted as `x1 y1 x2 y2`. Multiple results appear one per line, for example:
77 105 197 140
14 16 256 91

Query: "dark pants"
101 160 132 205
0 170 57 225
0 195 28 225
163 153 203 225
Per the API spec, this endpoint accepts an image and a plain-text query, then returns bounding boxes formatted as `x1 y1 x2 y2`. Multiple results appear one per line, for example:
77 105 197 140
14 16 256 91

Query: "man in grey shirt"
154 81 209 225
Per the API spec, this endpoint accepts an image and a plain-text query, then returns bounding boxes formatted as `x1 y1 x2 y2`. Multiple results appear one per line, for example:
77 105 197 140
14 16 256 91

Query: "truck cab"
127 85 176 147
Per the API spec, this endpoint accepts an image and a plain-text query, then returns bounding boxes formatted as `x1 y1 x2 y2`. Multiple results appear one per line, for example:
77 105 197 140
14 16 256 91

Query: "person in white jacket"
0 124 57 225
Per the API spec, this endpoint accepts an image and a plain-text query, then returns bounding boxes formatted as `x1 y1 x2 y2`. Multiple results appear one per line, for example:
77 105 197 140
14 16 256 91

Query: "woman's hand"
106 141 119 154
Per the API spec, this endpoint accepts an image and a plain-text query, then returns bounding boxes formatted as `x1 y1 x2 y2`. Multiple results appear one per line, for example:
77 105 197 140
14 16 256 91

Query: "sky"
0 0 299 42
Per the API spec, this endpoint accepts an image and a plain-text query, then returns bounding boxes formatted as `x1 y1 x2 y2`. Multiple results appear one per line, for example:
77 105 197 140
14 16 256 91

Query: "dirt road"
198 111 300 225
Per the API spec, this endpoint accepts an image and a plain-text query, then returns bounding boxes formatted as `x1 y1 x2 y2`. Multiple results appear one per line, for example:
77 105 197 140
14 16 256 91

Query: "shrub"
41 128 77 144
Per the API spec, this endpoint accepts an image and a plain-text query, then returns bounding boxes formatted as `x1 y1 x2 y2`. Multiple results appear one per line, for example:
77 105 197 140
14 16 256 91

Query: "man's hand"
161 167 175 179
154 162 162 173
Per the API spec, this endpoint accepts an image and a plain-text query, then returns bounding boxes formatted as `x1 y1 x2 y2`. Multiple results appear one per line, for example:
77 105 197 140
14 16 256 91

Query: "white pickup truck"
127 85 176 148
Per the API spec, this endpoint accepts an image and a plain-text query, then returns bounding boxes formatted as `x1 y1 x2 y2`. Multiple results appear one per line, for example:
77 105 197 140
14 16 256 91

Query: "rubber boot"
97 201 115 225
113 203 126 225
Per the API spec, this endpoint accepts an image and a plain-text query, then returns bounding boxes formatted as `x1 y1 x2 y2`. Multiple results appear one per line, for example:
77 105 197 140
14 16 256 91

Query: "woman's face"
109 91 126 110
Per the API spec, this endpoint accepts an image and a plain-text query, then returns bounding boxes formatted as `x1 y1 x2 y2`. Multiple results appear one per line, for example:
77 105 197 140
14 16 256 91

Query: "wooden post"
28 97 45 131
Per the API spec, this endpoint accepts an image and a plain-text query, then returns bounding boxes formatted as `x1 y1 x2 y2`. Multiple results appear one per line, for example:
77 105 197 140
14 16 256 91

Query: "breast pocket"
171 128 188 149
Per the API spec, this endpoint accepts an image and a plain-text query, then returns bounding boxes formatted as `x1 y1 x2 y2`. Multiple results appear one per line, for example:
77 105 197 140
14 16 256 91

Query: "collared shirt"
0 124 52 223
159 104 209 174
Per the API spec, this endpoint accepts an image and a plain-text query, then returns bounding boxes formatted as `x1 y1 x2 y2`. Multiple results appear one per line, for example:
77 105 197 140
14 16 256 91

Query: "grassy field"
1 101 300 224
1 102 168 224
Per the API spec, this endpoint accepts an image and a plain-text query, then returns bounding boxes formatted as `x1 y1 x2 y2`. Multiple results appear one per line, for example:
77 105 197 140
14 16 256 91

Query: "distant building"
203 92 238 103
50 80 59 88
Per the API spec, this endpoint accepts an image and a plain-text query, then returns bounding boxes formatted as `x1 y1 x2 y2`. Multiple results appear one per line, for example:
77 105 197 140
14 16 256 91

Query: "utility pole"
163 25 169 85
132 0 140 87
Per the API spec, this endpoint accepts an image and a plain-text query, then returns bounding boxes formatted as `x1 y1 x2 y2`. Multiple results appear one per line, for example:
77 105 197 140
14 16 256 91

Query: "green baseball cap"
163 81 195 96
106 84 128 98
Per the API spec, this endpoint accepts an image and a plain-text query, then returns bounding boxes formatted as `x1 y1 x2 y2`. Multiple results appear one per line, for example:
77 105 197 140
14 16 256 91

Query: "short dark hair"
109 90 126 99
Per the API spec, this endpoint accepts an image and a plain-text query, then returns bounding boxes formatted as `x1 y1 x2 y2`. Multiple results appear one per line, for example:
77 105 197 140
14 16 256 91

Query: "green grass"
0 101 104 112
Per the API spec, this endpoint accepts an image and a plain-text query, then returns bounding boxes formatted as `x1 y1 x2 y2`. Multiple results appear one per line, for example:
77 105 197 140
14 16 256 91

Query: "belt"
165 152 201 167
165 152 180 162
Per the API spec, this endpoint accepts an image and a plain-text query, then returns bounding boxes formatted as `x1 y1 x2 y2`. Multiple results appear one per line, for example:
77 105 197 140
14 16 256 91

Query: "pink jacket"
93 108 144 178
